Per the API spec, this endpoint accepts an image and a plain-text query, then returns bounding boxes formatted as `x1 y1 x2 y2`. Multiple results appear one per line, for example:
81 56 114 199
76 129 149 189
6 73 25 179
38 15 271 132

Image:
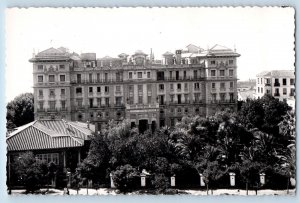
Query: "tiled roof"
7 120 94 152
256 70 294 77
207 44 240 57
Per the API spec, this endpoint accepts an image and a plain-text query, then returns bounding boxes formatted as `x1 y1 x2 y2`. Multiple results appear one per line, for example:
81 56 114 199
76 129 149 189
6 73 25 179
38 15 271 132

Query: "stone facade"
30 44 240 132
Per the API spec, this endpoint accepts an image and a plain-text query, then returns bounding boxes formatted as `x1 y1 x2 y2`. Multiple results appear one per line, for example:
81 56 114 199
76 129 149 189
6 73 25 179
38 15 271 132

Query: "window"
229 60 234 65
290 78 295 85
97 86 101 93
38 101 44 110
89 99 94 108
104 73 108 82
258 87 260 93
59 64 65 69
129 85 134 92
89 74 93 82
116 85 121 92
39 90 43 97
177 108 182 113
183 71 187 79
77 74 81 83
290 88 295 96
147 84 152 93
147 72 151 78
170 84 174 90
283 88 287 95
157 71 165 81
261 78 263 84
169 71 173 79
105 98 110 106
170 95 174 103
220 93 226 101
89 87 93 93
105 86 109 93
38 75 43 83
129 72 133 79
116 72 121 81
220 82 225 90
229 69 234 77
148 96 151 104
177 94 181 104
184 83 188 90
49 89 55 97
220 70 225 77
61 101 66 110
159 84 164 91
61 89 65 96
211 70 216 77
60 75 65 82
138 72 142 79
97 98 101 107
194 93 200 102
171 118 175 127
194 83 200 90
230 82 234 88
212 83 216 89
257 78 260 84
184 94 188 103
49 101 56 110
97 73 100 82
77 99 83 107
193 70 198 79
115 97 122 106
177 83 181 90
283 78 287 85
76 87 82 94
261 87 263 94
38 65 43 70
138 95 143 104
49 75 55 82
211 93 217 101
138 85 143 93
210 60 216 65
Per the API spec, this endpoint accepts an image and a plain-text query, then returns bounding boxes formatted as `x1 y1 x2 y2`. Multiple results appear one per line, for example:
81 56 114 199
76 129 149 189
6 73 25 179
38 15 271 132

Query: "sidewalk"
10 188 296 196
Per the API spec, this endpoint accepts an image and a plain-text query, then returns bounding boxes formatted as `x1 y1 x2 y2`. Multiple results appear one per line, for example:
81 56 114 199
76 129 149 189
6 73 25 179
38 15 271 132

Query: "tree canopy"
6 93 34 130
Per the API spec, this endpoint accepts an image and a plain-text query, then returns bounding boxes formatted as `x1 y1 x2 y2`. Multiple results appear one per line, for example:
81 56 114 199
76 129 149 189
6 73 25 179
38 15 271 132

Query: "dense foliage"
6 93 34 130
74 95 295 193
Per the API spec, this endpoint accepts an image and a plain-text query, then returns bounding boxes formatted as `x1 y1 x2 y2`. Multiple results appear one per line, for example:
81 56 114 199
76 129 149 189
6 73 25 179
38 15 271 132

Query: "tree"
6 93 34 130
12 152 48 193
111 164 139 193
239 95 291 135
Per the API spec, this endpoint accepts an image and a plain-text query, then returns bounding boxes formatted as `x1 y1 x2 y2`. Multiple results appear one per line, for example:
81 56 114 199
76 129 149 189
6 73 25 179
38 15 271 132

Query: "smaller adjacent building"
237 80 256 101
7 119 94 188
255 70 295 107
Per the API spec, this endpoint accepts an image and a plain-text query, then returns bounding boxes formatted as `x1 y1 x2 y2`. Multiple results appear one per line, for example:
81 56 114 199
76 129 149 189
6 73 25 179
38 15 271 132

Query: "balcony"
70 78 124 84
274 82 280 87
264 83 271 87
220 87 226 92
210 99 236 104
126 103 159 109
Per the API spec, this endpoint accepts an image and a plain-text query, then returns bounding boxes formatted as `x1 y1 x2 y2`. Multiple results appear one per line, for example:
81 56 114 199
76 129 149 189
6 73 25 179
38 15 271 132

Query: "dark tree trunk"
287 177 290 194
246 182 248 195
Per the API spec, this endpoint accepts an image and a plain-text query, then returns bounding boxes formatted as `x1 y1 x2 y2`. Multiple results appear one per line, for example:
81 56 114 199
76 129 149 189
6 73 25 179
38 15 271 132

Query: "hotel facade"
30 44 240 132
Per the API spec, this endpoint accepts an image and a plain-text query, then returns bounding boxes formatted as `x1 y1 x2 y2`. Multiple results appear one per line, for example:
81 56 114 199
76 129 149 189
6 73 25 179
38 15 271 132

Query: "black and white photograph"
5 7 295 196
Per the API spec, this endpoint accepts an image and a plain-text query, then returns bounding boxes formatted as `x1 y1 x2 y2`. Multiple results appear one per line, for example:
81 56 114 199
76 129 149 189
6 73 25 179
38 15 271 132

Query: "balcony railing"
158 76 205 82
126 103 159 109
71 78 124 84
210 99 236 104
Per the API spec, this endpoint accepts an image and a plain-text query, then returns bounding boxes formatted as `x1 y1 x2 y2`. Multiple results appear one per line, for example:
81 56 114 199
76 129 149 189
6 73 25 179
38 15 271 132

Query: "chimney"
175 50 182 65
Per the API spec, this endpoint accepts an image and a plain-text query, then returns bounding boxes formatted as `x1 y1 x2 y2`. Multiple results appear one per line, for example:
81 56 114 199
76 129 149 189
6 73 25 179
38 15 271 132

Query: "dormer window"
211 60 216 65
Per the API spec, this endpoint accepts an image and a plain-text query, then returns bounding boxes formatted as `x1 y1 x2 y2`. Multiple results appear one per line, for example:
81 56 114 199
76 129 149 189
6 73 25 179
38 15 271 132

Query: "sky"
5 7 295 103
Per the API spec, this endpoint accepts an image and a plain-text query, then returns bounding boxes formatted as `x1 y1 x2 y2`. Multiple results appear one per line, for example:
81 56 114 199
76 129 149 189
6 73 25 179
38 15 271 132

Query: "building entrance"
139 119 148 134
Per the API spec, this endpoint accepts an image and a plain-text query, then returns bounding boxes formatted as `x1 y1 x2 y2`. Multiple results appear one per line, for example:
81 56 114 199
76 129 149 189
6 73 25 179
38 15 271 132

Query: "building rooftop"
256 70 295 77
7 120 94 152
